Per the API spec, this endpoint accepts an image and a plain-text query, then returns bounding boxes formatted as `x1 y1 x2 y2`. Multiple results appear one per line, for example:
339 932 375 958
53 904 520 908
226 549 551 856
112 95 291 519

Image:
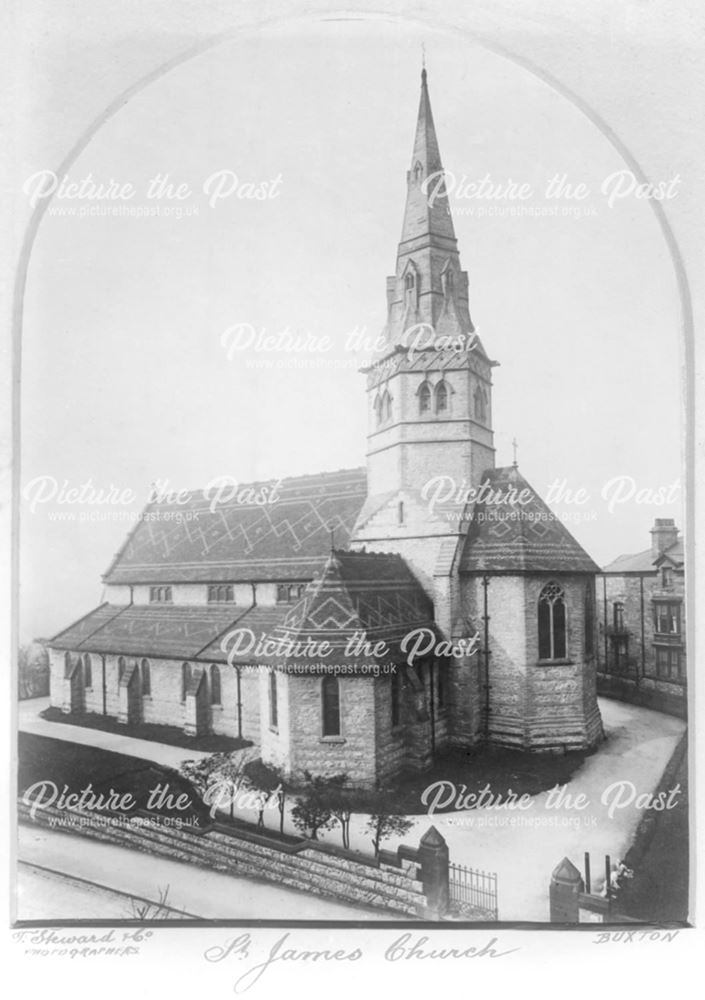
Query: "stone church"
48 69 604 788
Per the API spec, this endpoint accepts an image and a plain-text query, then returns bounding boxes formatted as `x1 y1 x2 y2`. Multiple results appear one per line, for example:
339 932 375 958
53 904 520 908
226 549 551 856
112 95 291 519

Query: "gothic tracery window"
538 581 567 660
418 381 431 414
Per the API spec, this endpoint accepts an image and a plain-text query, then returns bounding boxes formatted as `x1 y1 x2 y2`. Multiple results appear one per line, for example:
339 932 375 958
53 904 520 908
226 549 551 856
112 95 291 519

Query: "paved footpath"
19 697 220 768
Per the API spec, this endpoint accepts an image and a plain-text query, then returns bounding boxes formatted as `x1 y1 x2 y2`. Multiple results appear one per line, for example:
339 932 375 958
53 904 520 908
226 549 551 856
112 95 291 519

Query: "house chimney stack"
650 518 678 559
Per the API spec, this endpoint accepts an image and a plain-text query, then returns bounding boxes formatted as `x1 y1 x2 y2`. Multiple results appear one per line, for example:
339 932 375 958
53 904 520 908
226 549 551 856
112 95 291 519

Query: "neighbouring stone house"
596 518 686 717
47 68 604 788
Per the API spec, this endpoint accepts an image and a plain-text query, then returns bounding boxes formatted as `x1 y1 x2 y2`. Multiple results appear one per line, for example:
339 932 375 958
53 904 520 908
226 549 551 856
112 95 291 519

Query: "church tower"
353 68 497 604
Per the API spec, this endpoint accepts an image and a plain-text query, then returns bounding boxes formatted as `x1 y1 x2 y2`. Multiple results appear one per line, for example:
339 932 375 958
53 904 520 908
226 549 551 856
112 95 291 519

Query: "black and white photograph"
5 0 704 992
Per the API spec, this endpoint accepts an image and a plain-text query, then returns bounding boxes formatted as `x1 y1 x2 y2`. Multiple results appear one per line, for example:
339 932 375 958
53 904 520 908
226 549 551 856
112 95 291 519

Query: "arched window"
374 394 383 427
322 675 341 736
269 670 278 729
383 390 392 422
391 670 401 728
141 658 151 696
210 664 221 705
474 386 487 422
435 381 448 413
181 662 192 702
404 267 417 307
64 652 72 677
538 582 567 660
418 381 431 414
83 654 92 688
584 583 595 658
437 662 447 708
118 656 126 686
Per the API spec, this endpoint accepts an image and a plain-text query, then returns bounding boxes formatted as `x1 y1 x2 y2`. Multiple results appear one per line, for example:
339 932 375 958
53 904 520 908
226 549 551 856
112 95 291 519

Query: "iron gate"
448 862 498 920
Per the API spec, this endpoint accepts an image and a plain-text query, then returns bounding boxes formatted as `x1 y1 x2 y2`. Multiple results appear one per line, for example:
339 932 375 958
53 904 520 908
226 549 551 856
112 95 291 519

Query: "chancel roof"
459 466 600 575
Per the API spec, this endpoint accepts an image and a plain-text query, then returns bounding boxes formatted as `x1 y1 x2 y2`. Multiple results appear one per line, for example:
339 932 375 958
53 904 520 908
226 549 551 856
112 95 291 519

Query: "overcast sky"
19 17 685 642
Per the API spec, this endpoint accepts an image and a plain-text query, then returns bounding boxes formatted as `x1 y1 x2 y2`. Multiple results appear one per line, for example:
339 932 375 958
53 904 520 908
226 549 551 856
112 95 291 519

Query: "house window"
210 664 221 705
181 662 191 702
322 675 341 736
654 646 684 681
208 584 234 603
391 669 401 727
654 602 681 636
269 671 278 729
83 654 92 688
435 381 448 413
613 637 629 672
141 658 151 696
584 583 595 658
150 586 173 603
613 601 625 632
277 583 306 604
538 581 567 660
418 381 431 414
661 566 674 588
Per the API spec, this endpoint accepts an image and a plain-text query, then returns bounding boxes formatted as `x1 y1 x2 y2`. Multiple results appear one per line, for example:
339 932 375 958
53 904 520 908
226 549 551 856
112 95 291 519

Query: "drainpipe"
602 575 608 671
429 659 436 756
482 574 491 739
639 575 645 687
101 654 107 715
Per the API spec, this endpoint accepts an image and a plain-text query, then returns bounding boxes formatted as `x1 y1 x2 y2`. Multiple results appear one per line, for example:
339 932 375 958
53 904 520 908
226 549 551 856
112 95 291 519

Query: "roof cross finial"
512 437 519 468
421 43 427 83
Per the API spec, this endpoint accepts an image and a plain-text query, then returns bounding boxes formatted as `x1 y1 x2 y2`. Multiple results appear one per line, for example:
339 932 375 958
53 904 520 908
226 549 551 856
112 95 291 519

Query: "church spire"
381 66 474 350
400 66 457 245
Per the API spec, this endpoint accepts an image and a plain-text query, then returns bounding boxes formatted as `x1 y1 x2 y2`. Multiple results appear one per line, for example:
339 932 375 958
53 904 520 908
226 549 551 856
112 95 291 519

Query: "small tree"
179 752 249 820
362 790 414 855
290 771 337 841
325 774 364 850
244 759 291 834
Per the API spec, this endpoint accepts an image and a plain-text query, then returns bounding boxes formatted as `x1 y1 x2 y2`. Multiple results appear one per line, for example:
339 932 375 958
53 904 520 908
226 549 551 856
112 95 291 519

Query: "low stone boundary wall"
597 673 686 719
18 801 433 918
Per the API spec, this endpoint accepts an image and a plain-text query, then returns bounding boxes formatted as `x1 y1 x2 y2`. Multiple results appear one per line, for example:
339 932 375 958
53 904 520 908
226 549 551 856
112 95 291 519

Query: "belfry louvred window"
538 582 567 660
418 381 431 414
435 381 448 413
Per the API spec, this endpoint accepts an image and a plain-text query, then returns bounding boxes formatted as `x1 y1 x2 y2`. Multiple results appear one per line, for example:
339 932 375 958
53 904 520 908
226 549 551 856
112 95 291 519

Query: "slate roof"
50 603 291 663
103 468 367 585
459 466 600 574
603 538 684 574
263 549 439 672
50 551 438 671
